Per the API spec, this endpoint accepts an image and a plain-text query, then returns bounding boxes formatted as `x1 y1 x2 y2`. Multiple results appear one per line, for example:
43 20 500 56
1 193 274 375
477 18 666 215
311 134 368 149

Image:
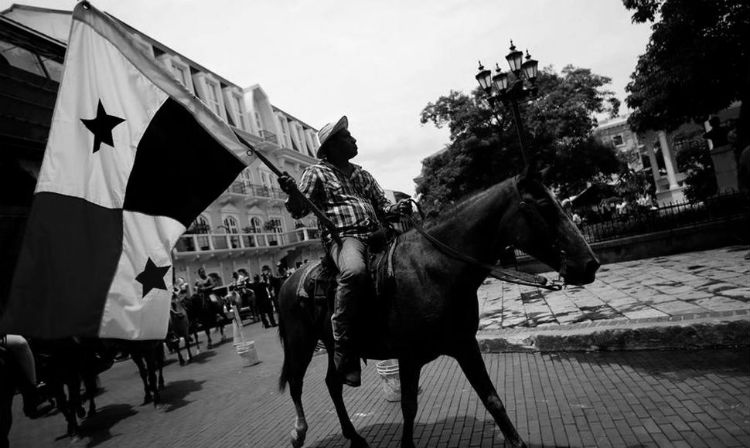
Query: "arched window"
189 214 211 251
247 216 262 233
223 215 240 248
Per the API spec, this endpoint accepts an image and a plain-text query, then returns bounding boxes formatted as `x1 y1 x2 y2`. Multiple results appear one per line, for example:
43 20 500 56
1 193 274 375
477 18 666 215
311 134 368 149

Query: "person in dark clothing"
251 274 276 328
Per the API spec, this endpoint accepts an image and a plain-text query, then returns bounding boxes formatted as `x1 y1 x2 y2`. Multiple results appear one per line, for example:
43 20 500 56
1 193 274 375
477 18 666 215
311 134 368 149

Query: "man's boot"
333 337 361 388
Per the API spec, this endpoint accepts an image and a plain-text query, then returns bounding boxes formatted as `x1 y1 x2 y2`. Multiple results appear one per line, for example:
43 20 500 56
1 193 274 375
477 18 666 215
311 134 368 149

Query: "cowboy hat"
316 115 348 158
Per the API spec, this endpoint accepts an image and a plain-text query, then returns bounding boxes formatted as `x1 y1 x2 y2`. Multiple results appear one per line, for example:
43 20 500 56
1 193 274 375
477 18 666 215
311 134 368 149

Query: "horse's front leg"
398 358 421 448
453 339 527 448
324 350 368 447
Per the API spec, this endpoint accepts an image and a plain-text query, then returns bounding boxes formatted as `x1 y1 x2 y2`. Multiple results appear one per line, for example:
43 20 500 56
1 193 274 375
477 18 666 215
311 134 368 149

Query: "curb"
477 316 750 353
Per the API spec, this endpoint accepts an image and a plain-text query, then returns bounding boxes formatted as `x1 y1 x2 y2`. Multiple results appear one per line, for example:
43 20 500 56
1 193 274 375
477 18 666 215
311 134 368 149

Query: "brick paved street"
9 321 750 447
8 247 750 447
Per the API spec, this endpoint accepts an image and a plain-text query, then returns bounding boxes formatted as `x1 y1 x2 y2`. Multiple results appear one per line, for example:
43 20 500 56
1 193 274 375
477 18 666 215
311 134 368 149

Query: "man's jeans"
327 237 368 346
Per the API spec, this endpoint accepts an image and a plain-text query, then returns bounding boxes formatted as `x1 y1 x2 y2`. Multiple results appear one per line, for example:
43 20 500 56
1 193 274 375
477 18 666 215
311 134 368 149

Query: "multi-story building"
1 4 325 289
595 105 741 206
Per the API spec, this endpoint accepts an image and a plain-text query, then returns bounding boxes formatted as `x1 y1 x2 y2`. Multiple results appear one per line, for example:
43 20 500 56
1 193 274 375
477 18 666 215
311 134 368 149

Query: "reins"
405 194 564 291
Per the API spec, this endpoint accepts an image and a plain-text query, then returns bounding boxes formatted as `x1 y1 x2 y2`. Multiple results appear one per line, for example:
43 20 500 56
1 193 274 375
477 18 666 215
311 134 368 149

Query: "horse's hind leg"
398 359 422 448
287 347 314 448
323 340 368 448
453 340 527 448
131 355 152 405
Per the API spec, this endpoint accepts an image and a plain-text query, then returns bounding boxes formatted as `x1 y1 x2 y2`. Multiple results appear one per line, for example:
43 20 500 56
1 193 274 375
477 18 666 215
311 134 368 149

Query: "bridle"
406 177 566 291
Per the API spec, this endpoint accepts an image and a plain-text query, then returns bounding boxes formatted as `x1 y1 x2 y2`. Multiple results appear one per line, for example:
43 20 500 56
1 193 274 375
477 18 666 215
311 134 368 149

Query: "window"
223 215 240 248
247 216 263 233
0 40 46 77
224 89 248 131
239 167 252 187
278 116 291 148
41 57 62 82
259 169 273 190
190 215 211 251
205 80 222 115
193 73 226 120
612 134 624 147
266 217 283 233
254 111 263 133
173 65 192 90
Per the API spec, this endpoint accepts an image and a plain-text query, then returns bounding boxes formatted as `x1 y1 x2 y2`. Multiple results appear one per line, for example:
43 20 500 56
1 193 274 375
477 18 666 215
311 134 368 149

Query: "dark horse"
277 171 599 448
183 292 228 349
166 297 194 365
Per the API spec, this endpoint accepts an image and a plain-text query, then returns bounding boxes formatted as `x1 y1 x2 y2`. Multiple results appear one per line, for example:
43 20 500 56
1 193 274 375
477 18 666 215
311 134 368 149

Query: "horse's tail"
277 269 311 393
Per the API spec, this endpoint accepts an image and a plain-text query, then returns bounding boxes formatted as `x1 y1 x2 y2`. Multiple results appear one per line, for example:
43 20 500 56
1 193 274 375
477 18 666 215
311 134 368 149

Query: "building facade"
595 105 741 206
1 4 325 290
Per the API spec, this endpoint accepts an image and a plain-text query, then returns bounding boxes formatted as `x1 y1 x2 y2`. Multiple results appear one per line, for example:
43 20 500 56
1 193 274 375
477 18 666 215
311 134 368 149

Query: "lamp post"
476 40 539 165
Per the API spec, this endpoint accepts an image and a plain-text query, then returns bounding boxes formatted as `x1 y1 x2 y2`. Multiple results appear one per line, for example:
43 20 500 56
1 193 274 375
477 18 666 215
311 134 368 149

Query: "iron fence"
576 191 749 244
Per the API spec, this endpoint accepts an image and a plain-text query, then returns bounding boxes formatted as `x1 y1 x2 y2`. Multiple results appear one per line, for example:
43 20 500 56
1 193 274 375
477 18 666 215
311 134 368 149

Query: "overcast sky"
3 0 652 195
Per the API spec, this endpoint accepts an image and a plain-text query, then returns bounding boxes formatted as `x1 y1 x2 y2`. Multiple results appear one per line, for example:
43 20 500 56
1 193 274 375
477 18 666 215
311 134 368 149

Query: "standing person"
251 274 277 328
261 265 281 313
278 115 410 387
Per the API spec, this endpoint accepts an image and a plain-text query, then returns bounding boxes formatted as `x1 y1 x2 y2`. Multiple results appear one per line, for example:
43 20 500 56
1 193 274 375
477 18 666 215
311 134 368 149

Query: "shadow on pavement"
158 379 205 413
306 417 568 448
183 350 217 364
77 403 138 448
546 348 750 380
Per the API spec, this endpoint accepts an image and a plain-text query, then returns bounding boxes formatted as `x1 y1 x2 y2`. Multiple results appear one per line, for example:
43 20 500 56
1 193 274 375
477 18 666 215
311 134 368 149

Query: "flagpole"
233 132 339 237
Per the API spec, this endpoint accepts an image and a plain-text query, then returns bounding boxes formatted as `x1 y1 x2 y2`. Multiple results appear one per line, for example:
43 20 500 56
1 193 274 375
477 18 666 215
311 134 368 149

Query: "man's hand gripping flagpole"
233 132 339 239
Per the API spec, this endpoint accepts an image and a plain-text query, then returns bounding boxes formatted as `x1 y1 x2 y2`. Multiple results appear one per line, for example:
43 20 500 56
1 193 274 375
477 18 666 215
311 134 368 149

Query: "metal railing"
260 129 278 144
576 191 749 244
226 181 286 200
175 227 320 254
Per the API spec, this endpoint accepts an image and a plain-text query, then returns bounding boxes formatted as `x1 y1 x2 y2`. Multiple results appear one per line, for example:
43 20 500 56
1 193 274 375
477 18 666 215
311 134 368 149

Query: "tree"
624 0 750 147
416 66 622 213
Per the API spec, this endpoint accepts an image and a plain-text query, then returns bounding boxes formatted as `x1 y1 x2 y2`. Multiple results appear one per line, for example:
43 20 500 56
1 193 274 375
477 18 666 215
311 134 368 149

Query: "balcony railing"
225 181 286 200
175 227 320 254
260 129 278 144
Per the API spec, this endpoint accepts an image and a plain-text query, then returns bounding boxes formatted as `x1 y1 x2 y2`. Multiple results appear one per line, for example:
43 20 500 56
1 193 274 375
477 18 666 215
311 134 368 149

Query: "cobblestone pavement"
9 321 750 448
8 246 750 447
478 246 750 331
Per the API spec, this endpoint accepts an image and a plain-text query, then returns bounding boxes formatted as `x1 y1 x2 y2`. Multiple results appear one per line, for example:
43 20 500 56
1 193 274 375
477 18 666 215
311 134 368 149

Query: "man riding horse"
278 116 409 387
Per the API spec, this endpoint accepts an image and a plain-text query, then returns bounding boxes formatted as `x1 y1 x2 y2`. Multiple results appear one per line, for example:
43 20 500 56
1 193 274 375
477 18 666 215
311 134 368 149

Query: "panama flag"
0 2 246 339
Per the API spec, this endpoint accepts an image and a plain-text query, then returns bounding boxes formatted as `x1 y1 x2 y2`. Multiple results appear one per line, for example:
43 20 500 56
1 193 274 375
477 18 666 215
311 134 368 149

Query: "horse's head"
504 168 599 285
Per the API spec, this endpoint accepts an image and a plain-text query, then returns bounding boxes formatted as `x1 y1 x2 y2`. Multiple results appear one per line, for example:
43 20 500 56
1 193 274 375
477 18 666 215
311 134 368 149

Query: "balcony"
221 181 287 206
174 227 320 258
260 129 278 145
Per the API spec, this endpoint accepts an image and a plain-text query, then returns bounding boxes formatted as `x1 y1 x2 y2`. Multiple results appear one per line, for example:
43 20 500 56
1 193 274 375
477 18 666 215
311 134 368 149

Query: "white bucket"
236 341 260 366
376 359 401 402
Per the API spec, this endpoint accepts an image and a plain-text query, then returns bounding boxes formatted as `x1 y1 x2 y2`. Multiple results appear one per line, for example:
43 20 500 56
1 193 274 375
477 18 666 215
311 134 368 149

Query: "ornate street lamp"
475 40 540 165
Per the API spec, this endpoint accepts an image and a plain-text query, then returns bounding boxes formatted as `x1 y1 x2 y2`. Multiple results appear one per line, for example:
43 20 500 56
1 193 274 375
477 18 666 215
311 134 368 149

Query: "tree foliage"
624 0 750 146
416 66 622 213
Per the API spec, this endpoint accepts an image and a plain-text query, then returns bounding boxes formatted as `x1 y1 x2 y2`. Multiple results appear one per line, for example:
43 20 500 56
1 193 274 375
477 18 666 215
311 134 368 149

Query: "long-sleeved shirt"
286 161 392 241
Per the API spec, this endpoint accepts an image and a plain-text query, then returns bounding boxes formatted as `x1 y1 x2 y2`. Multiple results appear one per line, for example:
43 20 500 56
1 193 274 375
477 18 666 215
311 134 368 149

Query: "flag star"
135 258 170 298
80 99 125 153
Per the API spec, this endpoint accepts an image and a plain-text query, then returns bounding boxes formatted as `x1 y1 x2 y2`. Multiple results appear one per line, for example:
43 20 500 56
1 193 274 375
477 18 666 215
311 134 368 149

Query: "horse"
114 340 165 405
277 169 600 448
32 338 106 438
166 297 194 365
182 292 228 349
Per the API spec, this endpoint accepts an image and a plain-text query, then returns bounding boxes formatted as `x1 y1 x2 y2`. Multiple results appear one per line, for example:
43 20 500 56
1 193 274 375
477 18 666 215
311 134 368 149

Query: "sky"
2 0 653 195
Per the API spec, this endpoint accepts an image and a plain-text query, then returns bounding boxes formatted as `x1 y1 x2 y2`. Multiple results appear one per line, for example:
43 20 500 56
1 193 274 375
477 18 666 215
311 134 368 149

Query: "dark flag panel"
0 193 123 338
123 98 246 228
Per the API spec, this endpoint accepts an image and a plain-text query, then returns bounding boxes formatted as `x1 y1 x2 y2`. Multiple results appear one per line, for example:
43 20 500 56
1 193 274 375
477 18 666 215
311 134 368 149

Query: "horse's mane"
420 178 513 231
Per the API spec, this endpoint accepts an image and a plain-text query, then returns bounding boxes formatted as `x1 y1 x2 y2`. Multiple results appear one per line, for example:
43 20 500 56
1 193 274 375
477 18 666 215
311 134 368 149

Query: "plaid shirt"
287 161 392 241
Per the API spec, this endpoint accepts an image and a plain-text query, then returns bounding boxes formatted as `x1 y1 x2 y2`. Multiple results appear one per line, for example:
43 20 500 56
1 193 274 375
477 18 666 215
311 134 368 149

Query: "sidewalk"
476 245 750 351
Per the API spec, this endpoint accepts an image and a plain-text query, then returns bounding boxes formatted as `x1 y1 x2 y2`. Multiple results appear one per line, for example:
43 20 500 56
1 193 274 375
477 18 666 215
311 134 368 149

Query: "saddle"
296 233 401 308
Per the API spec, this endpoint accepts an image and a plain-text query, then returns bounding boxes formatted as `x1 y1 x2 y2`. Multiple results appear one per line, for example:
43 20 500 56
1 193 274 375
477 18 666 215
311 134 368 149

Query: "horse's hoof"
350 435 370 448
76 406 86 419
179 359 185 366
143 394 153 405
290 429 306 448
